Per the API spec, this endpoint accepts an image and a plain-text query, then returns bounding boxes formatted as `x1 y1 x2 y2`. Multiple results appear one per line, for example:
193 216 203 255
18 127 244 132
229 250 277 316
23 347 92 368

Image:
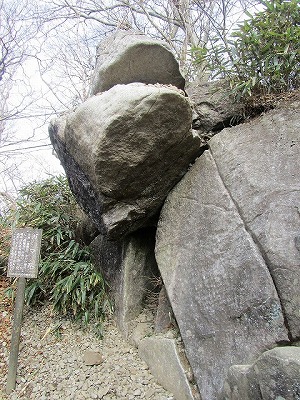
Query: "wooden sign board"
7 228 42 279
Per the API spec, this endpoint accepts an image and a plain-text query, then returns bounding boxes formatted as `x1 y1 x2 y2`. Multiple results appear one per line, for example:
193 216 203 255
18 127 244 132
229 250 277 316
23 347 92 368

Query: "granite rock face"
154 286 175 334
209 98 300 338
222 364 260 400
155 150 289 400
222 347 300 400
90 30 185 95
49 83 200 239
155 97 300 399
75 208 99 245
254 347 300 400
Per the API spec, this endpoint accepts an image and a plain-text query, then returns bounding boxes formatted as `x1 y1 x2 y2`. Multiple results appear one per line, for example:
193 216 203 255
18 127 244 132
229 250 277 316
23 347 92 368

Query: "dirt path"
0 277 173 400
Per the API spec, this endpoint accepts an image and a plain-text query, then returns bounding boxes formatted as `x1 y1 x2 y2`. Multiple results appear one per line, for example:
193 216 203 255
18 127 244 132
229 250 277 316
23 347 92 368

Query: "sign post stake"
5 227 42 395
6 277 26 394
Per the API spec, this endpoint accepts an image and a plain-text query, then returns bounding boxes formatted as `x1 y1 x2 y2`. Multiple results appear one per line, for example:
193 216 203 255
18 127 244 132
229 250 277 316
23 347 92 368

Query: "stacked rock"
49 30 201 240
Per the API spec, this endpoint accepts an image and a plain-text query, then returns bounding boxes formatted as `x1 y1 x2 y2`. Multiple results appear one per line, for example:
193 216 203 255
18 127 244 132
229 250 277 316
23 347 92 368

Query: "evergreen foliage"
4 176 110 334
193 0 299 99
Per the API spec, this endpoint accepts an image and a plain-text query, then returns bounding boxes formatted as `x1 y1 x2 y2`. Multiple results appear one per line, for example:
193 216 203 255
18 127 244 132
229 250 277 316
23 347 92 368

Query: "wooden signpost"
6 228 42 394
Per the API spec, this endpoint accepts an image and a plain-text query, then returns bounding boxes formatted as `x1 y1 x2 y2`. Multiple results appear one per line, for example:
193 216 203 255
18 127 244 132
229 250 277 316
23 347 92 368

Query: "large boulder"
90 30 185 95
222 347 300 399
155 150 288 400
155 97 300 399
209 96 300 338
49 83 201 239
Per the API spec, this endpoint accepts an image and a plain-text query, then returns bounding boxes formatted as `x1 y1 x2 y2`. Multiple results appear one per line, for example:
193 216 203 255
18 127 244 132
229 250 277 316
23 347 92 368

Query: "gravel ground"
0 304 173 400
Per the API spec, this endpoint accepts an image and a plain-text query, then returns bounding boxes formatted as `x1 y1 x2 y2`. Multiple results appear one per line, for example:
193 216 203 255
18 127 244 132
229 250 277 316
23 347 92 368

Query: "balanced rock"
49 83 200 239
90 30 185 95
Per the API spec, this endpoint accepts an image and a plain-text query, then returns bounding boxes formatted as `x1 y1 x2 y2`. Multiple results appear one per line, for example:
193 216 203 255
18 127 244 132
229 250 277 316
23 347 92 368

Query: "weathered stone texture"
75 209 99 245
83 350 103 366
139 337 199 400
254 347 300 399
90 30 185 95
209 99 300 338
50 83 200 239
222 347 300 400
155 150 288 400
222 364 261 400
186 80 244 134
90 228 159 336
154 286 175 334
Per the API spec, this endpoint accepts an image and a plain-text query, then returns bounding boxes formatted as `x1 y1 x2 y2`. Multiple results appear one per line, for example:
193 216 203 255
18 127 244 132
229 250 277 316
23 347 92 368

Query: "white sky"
0 55 65 202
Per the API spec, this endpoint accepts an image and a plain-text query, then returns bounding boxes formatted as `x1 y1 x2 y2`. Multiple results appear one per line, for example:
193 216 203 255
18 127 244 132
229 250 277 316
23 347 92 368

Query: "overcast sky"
0 50 67 206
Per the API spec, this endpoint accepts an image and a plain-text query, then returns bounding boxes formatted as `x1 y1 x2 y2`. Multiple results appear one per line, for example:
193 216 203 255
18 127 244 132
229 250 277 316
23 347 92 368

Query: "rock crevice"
209 147 292 340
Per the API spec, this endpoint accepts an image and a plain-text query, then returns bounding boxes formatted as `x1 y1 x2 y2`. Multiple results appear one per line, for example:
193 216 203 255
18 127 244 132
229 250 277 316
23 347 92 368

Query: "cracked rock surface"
155 97 300 400
209 99 300 339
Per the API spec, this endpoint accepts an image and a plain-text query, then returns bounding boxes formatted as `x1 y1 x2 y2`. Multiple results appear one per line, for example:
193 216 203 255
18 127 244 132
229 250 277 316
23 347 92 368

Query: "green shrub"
193 0 300 99
7 176 110 334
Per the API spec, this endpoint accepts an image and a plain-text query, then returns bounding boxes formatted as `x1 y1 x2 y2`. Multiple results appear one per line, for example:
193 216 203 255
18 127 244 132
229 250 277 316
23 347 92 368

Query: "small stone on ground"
0 304 174 399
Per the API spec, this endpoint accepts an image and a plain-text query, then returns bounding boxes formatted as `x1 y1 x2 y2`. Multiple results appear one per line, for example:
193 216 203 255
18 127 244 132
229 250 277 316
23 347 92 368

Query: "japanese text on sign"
7 228 42 279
